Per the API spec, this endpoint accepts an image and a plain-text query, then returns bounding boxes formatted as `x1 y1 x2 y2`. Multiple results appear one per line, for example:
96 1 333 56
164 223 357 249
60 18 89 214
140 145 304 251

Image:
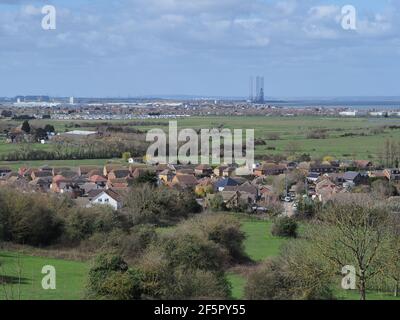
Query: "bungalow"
310 163 338 173
88 189 123 210
254 163 287 177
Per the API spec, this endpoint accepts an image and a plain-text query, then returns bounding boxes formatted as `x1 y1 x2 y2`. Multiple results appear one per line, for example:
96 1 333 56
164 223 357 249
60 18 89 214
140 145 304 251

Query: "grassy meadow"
1 116 400 169
0 251 89 300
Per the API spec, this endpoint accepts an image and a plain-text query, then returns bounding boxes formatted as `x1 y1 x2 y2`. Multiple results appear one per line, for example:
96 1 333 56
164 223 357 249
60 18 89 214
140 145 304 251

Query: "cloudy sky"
0 0 399 98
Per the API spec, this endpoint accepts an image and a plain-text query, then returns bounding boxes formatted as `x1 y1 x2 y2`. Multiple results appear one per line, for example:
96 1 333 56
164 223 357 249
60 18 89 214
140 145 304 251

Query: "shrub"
124 185 201 226
175 214 248 263
0 189 63 246
271 217 298 238
86 253 142 300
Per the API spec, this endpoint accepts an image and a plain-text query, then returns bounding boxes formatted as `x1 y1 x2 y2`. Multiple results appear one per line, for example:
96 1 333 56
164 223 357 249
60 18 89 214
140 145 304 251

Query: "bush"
245 260 289 300
163 233 228 271
86 253 142 300
271 217 298 238
0 189 63 246
245 241 334 300
124 185 201 226
137 244 231 299
178 214 247 263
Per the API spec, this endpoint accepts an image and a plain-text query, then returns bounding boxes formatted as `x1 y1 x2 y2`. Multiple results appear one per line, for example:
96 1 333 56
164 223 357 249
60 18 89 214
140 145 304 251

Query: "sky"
0 0 399 98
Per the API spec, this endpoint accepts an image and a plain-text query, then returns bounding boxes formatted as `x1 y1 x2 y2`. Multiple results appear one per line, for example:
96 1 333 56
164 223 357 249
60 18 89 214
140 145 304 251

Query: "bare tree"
310 195 389 300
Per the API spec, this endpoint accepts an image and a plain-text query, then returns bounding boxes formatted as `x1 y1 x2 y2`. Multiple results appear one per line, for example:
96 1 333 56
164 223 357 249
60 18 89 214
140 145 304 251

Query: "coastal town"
0 155 397 215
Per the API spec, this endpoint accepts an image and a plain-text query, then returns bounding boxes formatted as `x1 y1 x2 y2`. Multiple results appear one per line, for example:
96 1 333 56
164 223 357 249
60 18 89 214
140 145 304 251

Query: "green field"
2 116 400 164
0 251 89 300
0 158 125 171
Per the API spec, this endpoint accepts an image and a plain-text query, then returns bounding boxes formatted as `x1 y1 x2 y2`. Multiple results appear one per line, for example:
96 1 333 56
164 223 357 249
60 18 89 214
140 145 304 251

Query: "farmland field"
2 116 400 167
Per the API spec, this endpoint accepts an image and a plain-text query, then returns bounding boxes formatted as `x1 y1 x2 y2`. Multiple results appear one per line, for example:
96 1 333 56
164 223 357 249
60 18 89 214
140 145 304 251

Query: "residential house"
384 169 400 182
354 160 373 170
87 189 123 210
107 178 131 190
315 178 344 203
103 165 127 177
29 177 52 192
89 174 108 188
171 174 198 189
158 169 174 184
31 170 52 180
78 166 102 176
342 171 368 187
307 172 321 184
310 163 338 173
194 164 213 177
108 169 131 180
254 163 287 177
214 177 239 192
224 181 259 203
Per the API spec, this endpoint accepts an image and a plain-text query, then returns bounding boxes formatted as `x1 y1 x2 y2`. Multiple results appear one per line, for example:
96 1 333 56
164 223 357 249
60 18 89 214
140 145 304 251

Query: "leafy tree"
86 253 142 300
122 152 132 162
21 120 31 133
271 217 298 238
44 124 55 133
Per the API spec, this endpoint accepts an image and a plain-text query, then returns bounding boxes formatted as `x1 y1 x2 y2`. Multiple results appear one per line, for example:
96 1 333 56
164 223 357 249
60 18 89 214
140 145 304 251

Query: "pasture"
2 116 400 165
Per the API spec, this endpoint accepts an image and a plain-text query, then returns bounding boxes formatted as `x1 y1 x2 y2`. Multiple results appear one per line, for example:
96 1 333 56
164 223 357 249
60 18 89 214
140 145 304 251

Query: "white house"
88 189 122 210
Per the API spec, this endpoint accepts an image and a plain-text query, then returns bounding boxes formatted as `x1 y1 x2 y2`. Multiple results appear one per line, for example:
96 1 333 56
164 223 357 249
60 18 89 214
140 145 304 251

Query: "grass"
241 218 286 261
227 272 247 300
0 251 89 300
0 158 125 171
2 116 400 165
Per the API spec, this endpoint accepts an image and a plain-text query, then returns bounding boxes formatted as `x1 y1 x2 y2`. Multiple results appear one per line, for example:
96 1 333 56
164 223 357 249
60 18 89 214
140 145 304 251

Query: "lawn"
241 218 286 261
0 251 89 300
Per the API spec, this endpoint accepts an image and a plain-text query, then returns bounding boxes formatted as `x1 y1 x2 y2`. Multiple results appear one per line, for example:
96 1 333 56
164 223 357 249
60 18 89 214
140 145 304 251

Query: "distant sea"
265 98 400 110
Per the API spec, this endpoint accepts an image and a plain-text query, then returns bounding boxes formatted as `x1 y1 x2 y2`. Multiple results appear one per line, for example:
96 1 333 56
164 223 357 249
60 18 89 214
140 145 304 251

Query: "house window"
105 199 109 203
98 199 103 203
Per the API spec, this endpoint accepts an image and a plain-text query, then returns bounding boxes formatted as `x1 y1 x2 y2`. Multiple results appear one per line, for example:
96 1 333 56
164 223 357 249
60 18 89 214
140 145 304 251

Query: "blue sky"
0 0 399 98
